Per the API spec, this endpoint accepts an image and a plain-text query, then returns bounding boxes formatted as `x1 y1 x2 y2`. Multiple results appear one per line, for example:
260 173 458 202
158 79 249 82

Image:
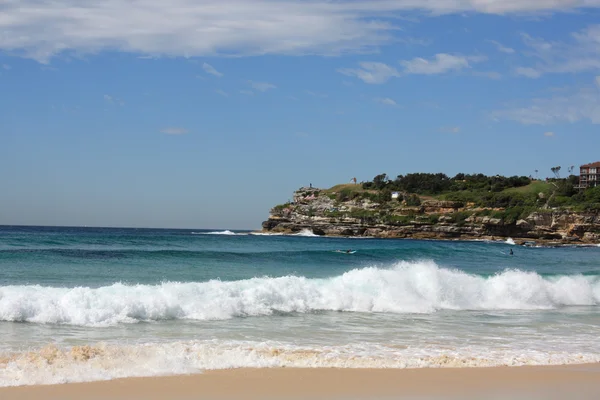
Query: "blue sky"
1 1 600 229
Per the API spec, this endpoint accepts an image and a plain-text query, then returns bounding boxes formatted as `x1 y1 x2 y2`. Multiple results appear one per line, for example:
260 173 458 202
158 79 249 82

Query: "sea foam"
293 229 320 237
0 261 598 326
192 230 245 235
2 339 600 387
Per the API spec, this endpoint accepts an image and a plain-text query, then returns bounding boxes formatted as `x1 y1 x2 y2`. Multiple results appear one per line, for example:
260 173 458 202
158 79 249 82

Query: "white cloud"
488 40 515 54
215 89 229 97
374 97 398 106
544 131 555 137
4 1 599 63
1 64 10 70
103 94 112 102
202 62 223 77
515 67 542 78
338 62 400 84
161 127 189 135
492 81 600 125
400 53 486 75
248 80 276 92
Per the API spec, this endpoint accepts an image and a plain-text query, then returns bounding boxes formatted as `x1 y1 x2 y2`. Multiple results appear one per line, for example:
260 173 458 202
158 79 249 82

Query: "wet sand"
2 364 600 400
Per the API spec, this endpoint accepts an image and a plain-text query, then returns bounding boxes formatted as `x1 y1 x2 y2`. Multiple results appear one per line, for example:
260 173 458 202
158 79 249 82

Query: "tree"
551 166 561 179
373 173 389 190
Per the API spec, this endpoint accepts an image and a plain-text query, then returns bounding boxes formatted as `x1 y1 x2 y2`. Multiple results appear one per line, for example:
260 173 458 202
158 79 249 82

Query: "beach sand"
2 364 600 400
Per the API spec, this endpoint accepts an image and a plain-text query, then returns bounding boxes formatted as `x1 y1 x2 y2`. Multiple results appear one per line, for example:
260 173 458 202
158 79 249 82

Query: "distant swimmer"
509 249 514 256
335 249 356 254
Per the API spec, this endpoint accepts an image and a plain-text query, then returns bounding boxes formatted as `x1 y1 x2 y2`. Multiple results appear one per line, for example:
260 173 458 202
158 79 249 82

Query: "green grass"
503 181 553 195
323 183 371 194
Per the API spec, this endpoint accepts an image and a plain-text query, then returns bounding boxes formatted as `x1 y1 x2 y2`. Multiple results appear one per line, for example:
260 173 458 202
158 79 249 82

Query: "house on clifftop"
579 162 600 188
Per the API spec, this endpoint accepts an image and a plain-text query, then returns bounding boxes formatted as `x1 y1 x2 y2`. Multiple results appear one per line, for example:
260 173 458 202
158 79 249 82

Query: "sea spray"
294 229 320 237
1 261 598 326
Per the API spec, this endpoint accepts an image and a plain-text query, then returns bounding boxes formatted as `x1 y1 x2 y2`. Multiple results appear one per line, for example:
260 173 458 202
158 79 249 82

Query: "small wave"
293 229 320 237
192 230 246 236
505 238 516 245
1 261 598 327
2 340 600 387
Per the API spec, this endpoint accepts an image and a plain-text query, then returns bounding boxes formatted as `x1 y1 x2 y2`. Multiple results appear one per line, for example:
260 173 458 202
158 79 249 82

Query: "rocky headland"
261 186 600 246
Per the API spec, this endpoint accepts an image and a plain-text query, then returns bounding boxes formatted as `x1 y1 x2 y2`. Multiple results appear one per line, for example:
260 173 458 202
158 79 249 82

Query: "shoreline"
256 229 600 247
2 364 600 399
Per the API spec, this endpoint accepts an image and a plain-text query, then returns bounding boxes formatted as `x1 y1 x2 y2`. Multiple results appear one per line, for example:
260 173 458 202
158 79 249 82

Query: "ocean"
1 225 599 386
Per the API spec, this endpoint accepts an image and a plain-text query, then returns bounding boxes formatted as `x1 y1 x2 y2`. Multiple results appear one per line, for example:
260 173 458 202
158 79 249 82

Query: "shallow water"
0 226 599 386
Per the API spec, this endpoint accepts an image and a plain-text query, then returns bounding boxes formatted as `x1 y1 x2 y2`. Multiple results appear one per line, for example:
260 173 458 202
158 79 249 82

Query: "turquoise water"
1 226 599 386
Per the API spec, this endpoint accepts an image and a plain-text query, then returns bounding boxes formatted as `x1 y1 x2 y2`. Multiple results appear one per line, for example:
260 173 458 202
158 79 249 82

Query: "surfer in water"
509 249 513 256
346 249 352 254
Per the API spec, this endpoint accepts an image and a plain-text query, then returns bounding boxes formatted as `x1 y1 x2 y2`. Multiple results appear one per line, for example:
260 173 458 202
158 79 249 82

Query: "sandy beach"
2 364 600 400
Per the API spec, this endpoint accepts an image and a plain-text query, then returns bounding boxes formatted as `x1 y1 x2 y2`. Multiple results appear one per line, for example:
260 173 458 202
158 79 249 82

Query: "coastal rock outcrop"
262 186 600 245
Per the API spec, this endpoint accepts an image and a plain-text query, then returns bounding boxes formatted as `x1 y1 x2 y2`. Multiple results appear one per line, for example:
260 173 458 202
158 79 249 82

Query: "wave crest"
0 261 598 326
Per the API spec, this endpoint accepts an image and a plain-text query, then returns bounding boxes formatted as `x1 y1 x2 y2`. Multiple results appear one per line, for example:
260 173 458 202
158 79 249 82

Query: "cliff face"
262 187 600 245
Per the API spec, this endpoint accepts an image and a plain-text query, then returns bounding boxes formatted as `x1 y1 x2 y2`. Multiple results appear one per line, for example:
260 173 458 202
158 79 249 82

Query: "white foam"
1 262 598 326
293 229 320 237
2 340 600 387
505 238 516 245
192 230 245 236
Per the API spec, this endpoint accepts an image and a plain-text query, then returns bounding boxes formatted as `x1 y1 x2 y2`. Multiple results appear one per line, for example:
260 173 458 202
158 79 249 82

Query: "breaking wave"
192 230 246 236
1 261 598 327
293 229 320 237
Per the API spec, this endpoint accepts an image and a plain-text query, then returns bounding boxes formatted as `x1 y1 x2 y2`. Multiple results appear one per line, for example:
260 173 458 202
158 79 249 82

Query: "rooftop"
580 161 600 168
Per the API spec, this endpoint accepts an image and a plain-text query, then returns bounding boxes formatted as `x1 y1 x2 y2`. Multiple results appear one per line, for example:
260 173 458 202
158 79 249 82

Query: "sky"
1 1 600 229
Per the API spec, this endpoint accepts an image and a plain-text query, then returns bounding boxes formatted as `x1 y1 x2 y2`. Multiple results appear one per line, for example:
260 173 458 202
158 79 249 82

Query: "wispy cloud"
488 40 515 54
5 1 594 63
515 26 600 78
473 71 502 80
440 126 461 133
215 89 229 97
248 80 276 92
202 62 223 77
374 97 398 107
340 54 488 83
305 90 328 98
338 62 400 84
103 94 124 106
544 131 555 137
400 54 486 75
515 67 542 78
240 90 254 95
492 79 600 125
1 64 10 70
161 127 189 135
